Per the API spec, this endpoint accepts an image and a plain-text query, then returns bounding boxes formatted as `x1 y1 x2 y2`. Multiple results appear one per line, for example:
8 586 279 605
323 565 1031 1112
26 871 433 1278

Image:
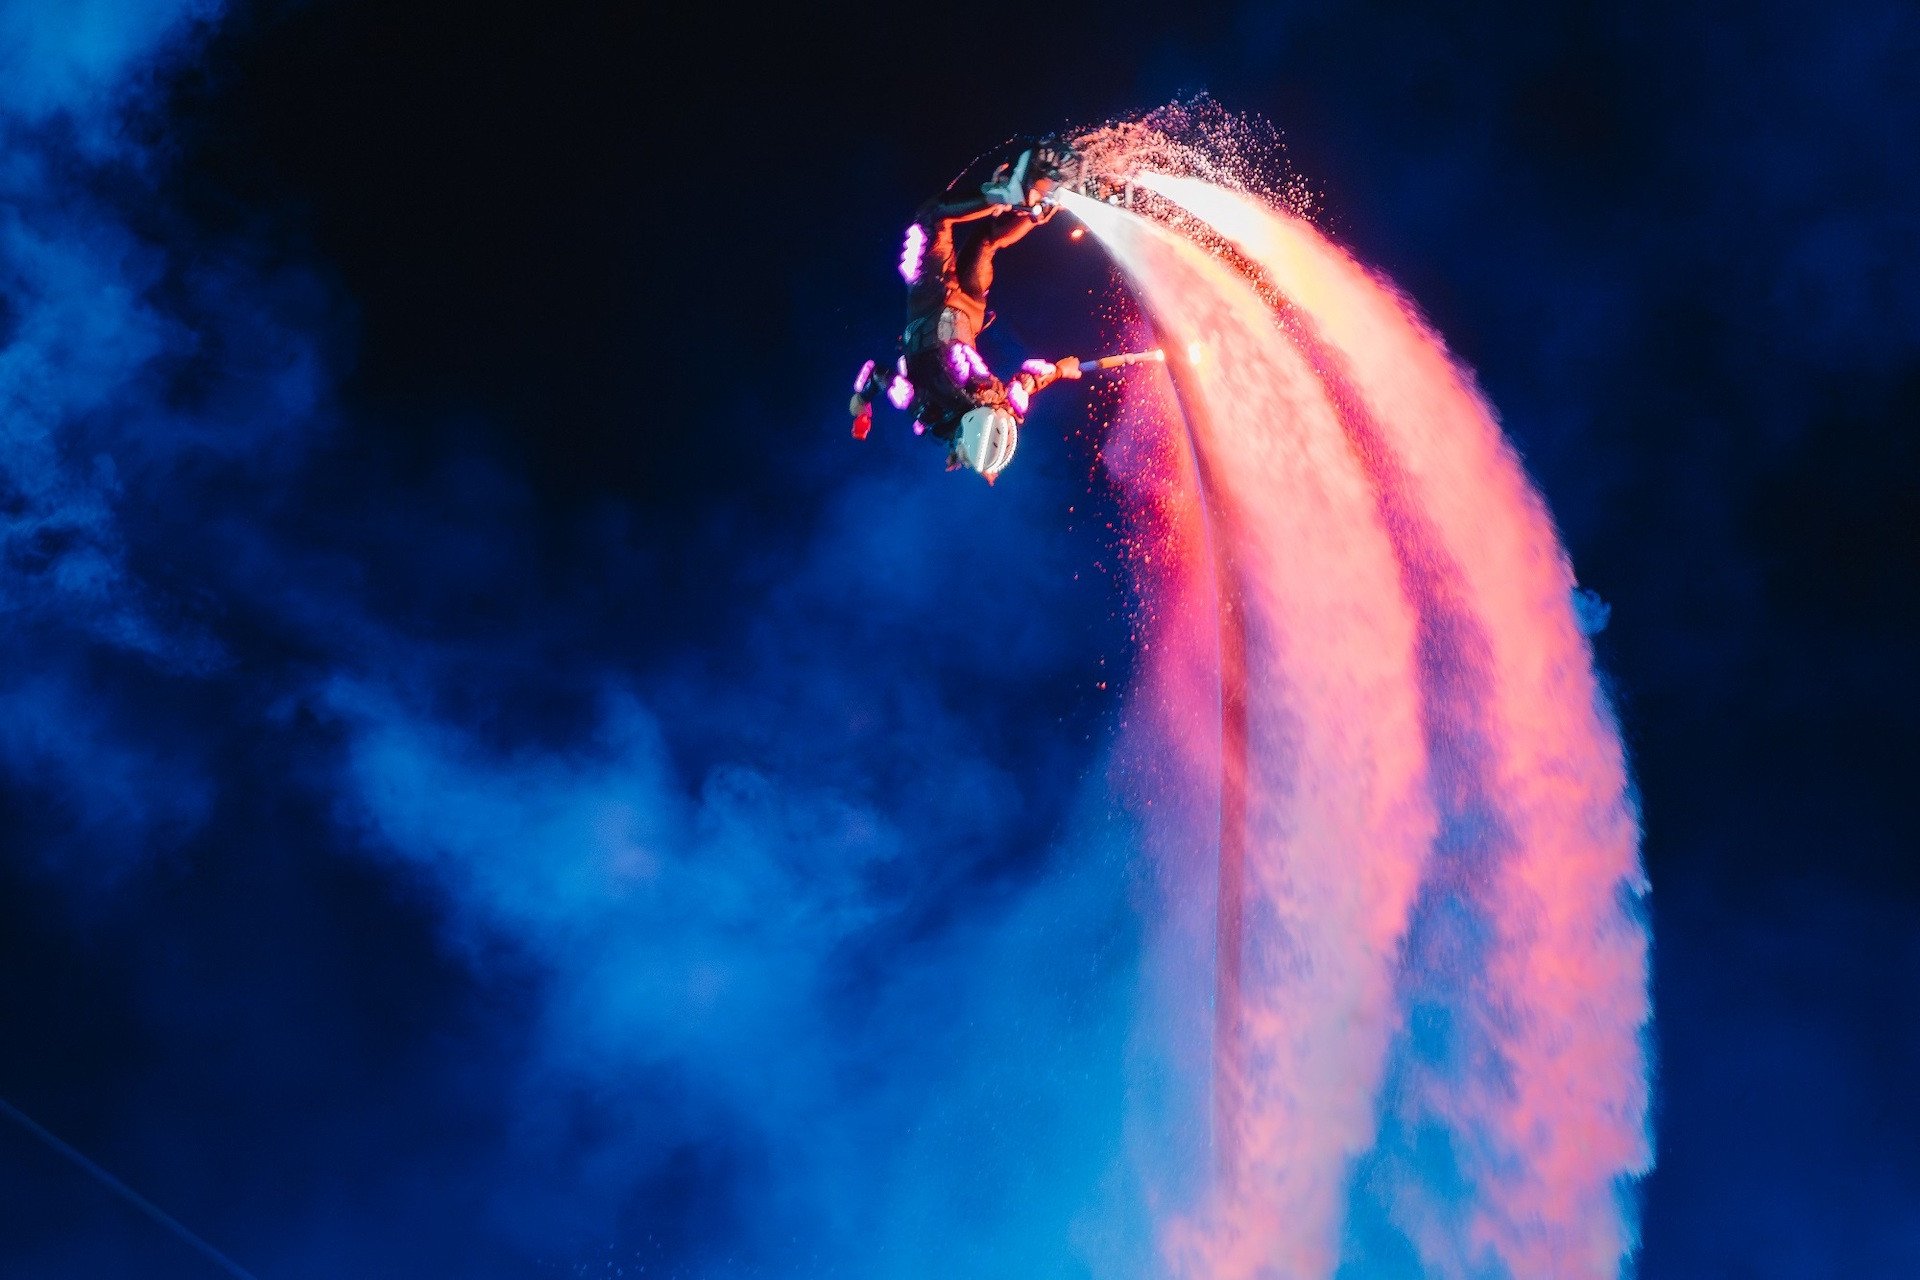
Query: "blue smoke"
12 2 1912 1276
1 0 241 877
0 3 1154 1274
304 456 1157 1270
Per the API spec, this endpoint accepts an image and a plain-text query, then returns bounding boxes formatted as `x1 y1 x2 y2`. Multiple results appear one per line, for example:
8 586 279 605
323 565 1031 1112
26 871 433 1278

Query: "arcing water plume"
1065 189 1435 1278
1064 113 1652 1278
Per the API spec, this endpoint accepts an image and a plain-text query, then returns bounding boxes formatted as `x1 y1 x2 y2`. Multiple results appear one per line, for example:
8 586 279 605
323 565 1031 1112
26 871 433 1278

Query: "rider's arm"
923 193 1008 228
1014 357 1082 396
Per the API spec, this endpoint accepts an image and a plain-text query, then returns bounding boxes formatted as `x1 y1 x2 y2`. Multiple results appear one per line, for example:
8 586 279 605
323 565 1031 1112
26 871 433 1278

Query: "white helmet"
954 405 1019 480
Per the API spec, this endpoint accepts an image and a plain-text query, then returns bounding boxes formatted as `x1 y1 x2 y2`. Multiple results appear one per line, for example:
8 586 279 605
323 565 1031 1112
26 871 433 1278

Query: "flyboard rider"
849 139 1086 483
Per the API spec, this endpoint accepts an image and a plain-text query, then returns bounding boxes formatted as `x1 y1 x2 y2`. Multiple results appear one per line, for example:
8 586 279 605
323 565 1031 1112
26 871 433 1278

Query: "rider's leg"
956 211 1041 300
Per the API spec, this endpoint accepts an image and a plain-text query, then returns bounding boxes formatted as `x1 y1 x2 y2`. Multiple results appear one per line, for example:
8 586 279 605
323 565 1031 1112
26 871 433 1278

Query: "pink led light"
1021 358 1056 379
852 359 876 394
948 343 975 384
898 223 927 284
1007 380 1030 416
948 342 991 385
886 375 914 410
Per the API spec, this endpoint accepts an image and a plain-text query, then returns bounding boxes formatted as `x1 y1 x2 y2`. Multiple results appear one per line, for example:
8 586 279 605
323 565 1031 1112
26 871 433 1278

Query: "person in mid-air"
850 139 1085 482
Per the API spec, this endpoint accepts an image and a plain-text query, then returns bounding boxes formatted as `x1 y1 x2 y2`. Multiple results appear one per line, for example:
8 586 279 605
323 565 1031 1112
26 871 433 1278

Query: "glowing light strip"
898 223 927 284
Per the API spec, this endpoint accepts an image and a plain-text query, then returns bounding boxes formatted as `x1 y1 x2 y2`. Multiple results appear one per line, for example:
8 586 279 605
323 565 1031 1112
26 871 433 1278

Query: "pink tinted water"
1062 172 1650 1279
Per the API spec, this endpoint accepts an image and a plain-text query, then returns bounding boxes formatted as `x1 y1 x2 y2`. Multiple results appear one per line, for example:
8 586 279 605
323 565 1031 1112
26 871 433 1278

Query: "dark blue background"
0 0 1914 1275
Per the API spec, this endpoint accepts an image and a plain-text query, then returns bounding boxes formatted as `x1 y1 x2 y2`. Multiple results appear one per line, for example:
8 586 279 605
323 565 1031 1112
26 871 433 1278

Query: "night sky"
1 1 1915 1276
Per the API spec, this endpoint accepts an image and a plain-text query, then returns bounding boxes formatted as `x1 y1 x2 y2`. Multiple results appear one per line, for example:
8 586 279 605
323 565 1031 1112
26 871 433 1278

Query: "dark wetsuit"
898 198 1043 438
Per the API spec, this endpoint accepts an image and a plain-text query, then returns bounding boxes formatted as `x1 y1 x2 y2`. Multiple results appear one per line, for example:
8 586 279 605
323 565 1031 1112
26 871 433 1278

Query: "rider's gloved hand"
1056 356 1083 379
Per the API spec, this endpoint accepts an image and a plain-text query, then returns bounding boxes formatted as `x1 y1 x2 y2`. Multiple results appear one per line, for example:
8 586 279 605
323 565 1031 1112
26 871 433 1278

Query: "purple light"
949 342 992 385
898 223 927 284
1021 358 1056 379
1008 380 1030 416
886 375 914 410
852 359 876 394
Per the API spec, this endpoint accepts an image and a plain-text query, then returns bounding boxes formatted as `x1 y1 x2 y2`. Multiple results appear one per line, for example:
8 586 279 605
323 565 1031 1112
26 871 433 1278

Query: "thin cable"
0 1095 261 1280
